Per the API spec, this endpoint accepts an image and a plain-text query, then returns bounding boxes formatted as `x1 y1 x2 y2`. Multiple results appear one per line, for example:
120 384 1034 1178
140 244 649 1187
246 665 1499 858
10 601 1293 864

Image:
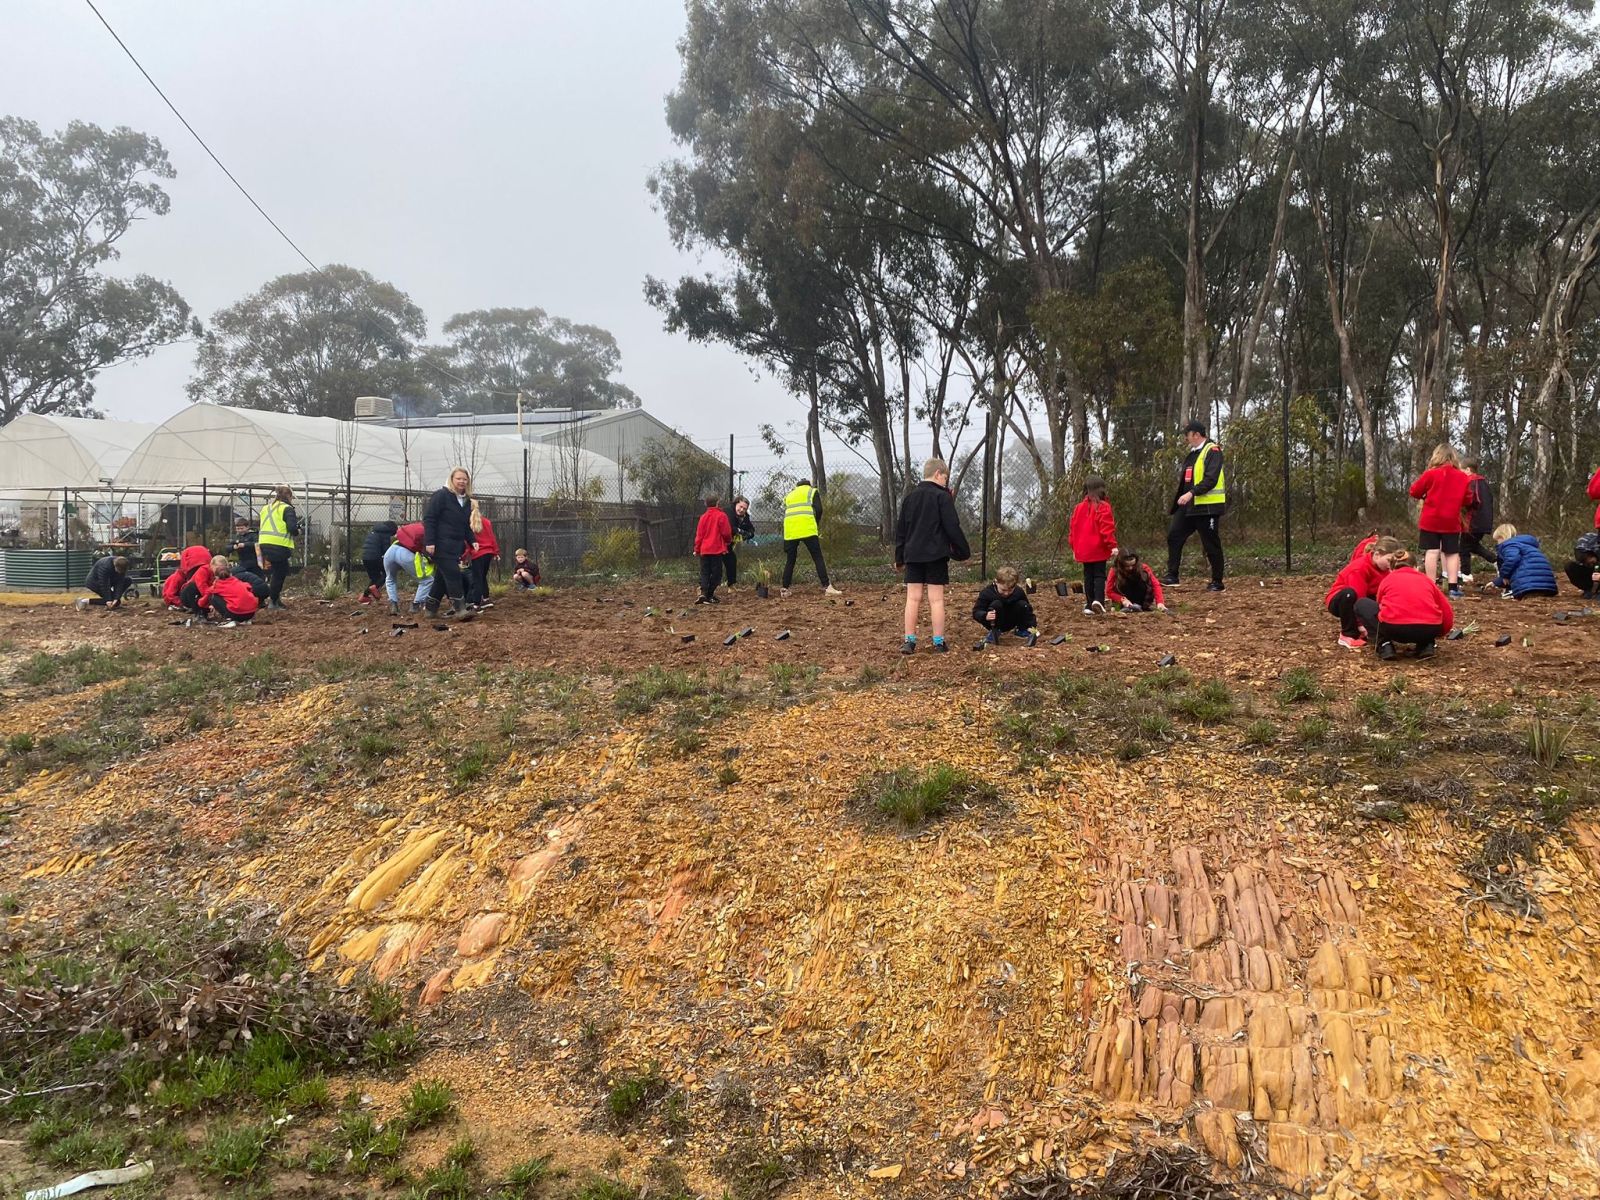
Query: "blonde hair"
1493 523 1517 543
923 457 949 480
995 565 1020 587
1427 443 1459 469
1370 536 1406 559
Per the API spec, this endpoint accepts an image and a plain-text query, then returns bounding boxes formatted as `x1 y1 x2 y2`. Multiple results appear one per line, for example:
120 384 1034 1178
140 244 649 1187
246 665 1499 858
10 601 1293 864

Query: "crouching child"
202 560 260 626
1491 525 1558 599
511 548 540 590
1565 530 1600 600
972 566 1039 647
1106 550 1167 613
1373 561 1454 660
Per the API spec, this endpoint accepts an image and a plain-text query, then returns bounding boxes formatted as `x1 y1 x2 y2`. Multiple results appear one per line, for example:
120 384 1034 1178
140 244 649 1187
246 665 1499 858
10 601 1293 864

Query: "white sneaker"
780 587 791 598
824 585 842 596
1459 573 1474 584
219 620 238 628
1090 600 1105 615
1082 606 1094 615
75 597 91 611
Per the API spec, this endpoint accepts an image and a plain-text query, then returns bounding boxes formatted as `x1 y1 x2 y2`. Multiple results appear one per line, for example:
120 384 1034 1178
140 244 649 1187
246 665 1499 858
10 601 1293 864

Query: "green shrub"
1172 679 1234 723
1296 716 1331 745
582 527 640 574
1244 719 1277 746
402 1079 456 1129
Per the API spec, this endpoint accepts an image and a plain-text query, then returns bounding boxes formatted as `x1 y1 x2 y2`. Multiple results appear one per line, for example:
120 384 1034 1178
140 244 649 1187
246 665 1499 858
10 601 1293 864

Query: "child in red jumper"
1069 476 1118 615
1324 535 1404 649
201 560 261 625
1106 550 1166 612
1408 443 1473 598
1374 562 1454 660
693 497 733 604
162 544 212 609
176 553 218 615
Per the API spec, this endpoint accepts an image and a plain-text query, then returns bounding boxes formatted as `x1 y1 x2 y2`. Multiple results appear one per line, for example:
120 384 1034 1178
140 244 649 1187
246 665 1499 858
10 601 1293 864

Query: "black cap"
1183 419 1207 436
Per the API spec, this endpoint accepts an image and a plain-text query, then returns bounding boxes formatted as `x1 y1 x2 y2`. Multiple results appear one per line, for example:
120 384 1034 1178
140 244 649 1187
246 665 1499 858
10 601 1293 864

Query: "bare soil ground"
2 573 1599 1199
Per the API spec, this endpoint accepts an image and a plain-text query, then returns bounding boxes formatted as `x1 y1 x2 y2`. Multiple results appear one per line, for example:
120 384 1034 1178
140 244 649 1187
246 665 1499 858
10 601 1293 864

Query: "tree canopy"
0 118 197 425
428 307 640 414
651 0 1600 527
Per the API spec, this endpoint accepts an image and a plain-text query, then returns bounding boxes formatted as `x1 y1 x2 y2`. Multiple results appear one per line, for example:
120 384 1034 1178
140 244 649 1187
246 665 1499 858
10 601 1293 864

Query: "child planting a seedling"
201 560 260 626
1105 549 1167 613
971 565 1039 647
1490 525 1559 600
1324 536 1406 650
895 457 971 654
1374 559 1455 660
1069 475 1118 614
79 554 134 610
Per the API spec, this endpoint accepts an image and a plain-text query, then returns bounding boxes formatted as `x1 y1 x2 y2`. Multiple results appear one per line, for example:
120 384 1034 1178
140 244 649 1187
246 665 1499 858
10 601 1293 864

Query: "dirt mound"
3 577 1599 1198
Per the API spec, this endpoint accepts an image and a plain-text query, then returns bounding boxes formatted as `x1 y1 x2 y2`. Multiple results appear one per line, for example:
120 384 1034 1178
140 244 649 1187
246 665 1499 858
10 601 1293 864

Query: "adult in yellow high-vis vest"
254 484 300 609
1165 420 1226 592
780 478 842 596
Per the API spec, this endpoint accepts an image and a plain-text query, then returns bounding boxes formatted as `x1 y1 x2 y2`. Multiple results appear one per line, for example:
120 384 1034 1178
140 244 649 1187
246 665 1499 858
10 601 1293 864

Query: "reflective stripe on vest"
413 551 434 579
258 500 295 549
1193 443 1226 506
782 485 819 540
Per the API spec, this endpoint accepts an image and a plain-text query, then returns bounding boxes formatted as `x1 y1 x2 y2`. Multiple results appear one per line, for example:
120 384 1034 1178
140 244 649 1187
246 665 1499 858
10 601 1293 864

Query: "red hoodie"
1348 534 1378 562
203 574 260 618
1107 562 1164 607
693 505 732 556
395 522 426 553
1588 466 1600 529
1325 549 1387 608
466 517 499 562
1408 465 1472 535
1376 567 1454 634
163 545 213 605
1069 497 1117 563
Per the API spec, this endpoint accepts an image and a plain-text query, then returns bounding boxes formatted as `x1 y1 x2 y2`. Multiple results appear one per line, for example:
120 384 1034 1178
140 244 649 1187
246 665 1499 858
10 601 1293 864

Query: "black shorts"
1418 530 1461 554
903 559 950 586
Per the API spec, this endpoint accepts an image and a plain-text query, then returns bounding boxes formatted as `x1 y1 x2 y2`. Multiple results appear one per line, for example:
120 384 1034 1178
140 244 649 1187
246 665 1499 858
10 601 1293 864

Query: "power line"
83 0 323 275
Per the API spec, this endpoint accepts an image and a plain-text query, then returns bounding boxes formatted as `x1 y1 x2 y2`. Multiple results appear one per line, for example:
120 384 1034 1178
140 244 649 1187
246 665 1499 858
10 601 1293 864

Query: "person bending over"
1324 535 1403 650
1107 550 1168 613
79 555 133 610
202 561 261 626
1373 562 1454 661
1490 525 1558 600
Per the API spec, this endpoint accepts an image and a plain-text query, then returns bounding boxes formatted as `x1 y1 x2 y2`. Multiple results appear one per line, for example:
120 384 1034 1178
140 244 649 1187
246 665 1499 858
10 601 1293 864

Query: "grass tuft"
857 764 997 829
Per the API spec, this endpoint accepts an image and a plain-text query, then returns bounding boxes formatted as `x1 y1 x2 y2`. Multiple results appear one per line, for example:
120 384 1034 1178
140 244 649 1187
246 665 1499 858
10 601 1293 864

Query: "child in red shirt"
693 497 733 604
1069 476 1118 615
1324 535 1404 649
201 560 261 625
1408 444 1472 598
1106 550 1166 612
1374 562 1454 660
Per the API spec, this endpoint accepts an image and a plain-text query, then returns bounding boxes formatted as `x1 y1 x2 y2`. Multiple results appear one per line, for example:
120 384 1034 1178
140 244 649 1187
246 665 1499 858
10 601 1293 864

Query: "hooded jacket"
1493 534 1558 597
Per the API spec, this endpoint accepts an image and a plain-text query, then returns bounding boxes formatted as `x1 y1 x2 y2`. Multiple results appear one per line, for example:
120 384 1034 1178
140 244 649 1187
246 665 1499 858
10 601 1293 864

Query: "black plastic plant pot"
755 584 770 598
1054 581 1069 597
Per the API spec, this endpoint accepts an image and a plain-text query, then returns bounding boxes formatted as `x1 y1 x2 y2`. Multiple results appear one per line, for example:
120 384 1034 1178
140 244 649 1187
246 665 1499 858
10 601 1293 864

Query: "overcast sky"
5 0 816 463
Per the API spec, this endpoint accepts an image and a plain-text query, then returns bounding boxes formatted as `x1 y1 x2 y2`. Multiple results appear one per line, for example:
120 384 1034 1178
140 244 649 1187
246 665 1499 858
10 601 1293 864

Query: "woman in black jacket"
894 458 971 653
724 496 756 587
422 468 478 621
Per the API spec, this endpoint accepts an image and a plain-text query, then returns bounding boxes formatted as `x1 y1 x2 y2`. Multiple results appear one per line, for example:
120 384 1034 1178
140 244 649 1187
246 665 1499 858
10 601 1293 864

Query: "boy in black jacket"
972 565 1038 647
894 457 971 653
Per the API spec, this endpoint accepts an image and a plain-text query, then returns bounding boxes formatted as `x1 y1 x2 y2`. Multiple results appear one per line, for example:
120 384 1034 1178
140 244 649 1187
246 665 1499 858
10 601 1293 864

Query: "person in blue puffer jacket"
1491 524 1559 599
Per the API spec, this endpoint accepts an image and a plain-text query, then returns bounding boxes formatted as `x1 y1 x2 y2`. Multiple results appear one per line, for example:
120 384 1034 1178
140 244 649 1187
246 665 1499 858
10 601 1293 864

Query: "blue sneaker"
985 630 1000 646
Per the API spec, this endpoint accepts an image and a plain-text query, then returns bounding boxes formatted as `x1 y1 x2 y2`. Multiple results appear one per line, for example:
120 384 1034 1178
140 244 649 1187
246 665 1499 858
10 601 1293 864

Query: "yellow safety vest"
782 484 819 540
258 499 295 549
1192 442 1226 506
412 551 434 580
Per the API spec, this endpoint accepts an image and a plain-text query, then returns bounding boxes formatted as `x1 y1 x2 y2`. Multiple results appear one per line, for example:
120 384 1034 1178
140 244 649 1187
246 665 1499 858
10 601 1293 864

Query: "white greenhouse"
0 414 156 491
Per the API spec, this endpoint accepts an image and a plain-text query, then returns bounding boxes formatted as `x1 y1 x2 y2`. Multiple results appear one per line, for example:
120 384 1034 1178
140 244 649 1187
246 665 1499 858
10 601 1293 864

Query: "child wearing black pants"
972 566 1039 647
1068 476 1117 614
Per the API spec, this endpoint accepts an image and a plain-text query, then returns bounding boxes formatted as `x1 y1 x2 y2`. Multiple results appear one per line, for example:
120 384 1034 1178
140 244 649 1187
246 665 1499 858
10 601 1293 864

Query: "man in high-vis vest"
1165 419 1226 592
780 478 842 597
255 485 300 609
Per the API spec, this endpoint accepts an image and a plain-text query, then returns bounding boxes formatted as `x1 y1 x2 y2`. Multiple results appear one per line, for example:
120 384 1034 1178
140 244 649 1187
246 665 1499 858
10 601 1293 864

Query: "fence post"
201 477 208 548
345 467 353 584
1281 373 1293 573
63 488 70 590
728 434 735 508
522 447 530 567
981 407 995 580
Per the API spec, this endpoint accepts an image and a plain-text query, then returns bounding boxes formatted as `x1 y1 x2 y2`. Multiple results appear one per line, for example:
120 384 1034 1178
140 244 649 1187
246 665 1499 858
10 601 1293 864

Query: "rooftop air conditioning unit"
354 395 394 420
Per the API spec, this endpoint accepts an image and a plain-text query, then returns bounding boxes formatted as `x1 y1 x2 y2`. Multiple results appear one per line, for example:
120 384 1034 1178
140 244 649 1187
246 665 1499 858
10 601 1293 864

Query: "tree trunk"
1307 187 1379 508
805 367 826 493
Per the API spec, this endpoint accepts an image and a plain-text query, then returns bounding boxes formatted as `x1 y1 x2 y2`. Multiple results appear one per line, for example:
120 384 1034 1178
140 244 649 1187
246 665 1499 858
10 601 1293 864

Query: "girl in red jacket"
693 497 732 604
1324 535 1404 650
201 560 261 625
463 516 500 610
1408 443 1472 599
1374 562 1454 660
1587 466 1600 530
1069 476 1118 615
1106 550 1166 612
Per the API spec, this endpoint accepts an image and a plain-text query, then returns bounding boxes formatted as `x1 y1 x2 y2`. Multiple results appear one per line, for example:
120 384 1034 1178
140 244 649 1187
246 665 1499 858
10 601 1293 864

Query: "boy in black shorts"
894 457 971 654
